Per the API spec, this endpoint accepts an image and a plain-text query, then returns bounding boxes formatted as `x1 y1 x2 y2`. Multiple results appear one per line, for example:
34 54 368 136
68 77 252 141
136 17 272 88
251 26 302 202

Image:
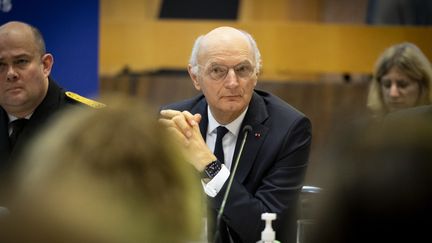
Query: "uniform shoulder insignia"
65 91 106 108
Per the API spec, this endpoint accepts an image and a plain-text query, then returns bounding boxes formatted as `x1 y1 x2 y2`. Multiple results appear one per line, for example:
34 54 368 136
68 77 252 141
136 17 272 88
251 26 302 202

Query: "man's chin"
4 97 28 108
221 103 246 113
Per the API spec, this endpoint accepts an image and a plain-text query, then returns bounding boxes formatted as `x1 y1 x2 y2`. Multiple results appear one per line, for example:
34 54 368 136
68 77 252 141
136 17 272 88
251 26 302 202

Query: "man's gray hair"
189 29 262 76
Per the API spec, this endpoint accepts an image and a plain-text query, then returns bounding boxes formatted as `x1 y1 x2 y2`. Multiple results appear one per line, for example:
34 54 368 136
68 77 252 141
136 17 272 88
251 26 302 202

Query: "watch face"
204 160 222 179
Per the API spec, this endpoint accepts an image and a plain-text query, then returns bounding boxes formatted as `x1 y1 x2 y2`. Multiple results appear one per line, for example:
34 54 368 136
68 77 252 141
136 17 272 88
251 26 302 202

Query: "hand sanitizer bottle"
257 212 280 243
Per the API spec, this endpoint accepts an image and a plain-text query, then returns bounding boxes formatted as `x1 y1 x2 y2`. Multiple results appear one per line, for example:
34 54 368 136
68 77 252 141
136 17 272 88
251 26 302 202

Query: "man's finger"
160 109 182 119
172 114 193 138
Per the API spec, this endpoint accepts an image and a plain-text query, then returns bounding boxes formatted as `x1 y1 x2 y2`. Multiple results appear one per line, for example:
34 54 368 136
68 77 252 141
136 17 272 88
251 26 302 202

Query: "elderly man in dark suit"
0 21 103 202
159 26 312 243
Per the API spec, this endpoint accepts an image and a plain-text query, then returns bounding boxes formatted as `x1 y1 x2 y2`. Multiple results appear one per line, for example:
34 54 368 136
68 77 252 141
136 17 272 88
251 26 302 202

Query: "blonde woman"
367 42 432 118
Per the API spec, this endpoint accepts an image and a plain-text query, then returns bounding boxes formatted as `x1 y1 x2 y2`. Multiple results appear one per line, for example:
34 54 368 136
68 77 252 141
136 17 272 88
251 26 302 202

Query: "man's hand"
159 110 201 138
159 110 216 172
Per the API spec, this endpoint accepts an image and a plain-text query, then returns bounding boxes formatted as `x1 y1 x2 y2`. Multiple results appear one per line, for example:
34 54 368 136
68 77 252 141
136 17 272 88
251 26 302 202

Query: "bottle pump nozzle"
261 212 276 242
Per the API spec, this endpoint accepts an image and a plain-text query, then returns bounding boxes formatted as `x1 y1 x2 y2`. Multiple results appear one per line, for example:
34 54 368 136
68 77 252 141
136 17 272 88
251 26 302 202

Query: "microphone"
214 125 252 242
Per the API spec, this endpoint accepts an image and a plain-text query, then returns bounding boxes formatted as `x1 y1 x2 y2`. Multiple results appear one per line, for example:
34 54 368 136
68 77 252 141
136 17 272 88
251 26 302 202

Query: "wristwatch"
201 160 222 179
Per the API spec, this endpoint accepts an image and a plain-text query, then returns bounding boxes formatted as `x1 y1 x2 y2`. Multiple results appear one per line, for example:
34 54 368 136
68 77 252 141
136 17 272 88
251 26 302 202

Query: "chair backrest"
299 186 322 219
297 185 322 243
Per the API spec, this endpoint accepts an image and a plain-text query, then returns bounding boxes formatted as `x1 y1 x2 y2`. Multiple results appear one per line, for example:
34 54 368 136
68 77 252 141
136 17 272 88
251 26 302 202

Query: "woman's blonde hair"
367 42 432 116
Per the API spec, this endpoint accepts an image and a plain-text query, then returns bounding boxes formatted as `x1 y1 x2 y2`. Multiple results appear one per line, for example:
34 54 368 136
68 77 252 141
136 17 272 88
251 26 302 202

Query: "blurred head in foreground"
0 94 202 243
311 118 432 243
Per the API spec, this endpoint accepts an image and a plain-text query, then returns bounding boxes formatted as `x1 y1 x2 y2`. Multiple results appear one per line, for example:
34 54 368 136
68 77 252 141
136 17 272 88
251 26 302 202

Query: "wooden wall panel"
100 20 432 80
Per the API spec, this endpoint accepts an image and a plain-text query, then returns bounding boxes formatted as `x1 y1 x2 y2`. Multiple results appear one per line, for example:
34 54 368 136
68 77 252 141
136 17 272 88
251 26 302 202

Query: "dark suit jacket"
0 77 89 203
163 89 312 243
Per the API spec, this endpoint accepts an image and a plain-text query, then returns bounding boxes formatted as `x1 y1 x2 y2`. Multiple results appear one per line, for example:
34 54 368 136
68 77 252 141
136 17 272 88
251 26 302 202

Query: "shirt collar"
207 106 249 137
8 114 32 123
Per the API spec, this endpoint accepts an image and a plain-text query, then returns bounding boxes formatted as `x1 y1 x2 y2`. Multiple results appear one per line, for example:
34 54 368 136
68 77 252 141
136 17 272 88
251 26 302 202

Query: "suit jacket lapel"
189 96 209 140
234 92 269 183
0 109 11 163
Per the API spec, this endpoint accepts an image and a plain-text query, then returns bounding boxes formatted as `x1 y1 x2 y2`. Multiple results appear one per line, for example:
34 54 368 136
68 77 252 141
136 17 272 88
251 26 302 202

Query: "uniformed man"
0 21 103 194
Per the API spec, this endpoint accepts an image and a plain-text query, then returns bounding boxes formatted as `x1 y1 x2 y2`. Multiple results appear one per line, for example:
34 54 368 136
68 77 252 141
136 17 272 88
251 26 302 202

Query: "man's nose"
224 68 239 87
6 65 18 81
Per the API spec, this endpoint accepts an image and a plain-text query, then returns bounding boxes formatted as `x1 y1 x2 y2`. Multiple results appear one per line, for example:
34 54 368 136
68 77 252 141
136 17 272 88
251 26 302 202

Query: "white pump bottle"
257 212 280 243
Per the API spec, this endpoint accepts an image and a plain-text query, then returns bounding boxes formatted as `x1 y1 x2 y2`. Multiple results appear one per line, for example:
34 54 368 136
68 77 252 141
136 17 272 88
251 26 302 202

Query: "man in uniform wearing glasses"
160 26 312 243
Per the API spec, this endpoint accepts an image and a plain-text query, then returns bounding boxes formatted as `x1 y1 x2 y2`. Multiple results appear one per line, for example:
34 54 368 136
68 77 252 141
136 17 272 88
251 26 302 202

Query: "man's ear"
253 62 261 87
188 64 201 91
41 53 54 77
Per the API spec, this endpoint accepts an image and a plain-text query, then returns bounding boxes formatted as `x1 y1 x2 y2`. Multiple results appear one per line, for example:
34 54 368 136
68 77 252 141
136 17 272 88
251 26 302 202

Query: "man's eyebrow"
235 60 253 66
207 62 220 67
13 54 32 59
0 54 32 61
208 60 253 67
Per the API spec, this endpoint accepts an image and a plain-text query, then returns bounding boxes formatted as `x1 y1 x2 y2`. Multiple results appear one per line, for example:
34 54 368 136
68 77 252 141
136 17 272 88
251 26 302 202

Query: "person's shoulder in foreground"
384 104 432 122
309 115 432 243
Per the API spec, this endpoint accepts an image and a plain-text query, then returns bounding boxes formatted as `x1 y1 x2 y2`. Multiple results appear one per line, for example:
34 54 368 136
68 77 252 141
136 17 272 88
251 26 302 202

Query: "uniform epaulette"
65 91 106 108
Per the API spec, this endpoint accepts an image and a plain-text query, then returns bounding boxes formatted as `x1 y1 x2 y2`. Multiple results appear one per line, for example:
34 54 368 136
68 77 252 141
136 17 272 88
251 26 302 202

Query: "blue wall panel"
0 0 99 97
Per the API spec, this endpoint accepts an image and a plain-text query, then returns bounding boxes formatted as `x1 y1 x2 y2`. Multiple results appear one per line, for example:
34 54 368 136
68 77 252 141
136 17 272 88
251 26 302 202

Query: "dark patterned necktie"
9 118 28 149
214 126 229 163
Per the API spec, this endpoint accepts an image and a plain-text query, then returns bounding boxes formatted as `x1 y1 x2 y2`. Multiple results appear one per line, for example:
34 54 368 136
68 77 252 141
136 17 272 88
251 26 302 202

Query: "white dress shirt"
202 106 248 197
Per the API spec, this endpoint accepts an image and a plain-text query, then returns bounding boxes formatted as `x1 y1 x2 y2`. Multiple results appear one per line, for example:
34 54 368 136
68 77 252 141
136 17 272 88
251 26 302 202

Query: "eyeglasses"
201 62 256 81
